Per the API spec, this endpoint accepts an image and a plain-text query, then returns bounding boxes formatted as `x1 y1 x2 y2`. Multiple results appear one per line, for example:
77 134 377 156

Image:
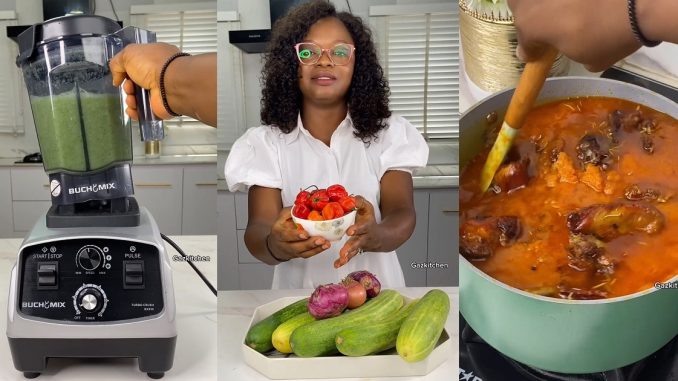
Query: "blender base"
8 336 177 378
46 197 140 228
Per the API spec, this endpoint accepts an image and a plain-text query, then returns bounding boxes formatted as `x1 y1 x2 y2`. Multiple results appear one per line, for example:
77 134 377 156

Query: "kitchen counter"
0 155 217 168
218 287 458 381
0 235 217 381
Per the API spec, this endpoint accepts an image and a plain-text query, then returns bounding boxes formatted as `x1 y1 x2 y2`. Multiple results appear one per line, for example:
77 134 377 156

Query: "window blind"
378 9 458 139
135 9 217 130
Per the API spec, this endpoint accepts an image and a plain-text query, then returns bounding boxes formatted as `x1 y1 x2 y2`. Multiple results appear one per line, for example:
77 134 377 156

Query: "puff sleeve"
378 115 429 179
225 126 282 192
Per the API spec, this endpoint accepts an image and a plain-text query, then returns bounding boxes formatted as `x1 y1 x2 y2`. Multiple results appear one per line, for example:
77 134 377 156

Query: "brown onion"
342 279 367 309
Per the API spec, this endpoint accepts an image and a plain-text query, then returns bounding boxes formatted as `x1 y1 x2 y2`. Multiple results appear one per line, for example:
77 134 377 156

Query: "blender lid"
16 15 121 67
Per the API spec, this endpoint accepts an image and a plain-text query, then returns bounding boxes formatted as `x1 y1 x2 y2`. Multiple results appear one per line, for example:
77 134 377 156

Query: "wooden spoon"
479 47 559 192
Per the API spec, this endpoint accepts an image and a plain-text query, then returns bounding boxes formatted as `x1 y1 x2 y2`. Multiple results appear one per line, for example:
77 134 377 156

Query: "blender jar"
16 15 160 175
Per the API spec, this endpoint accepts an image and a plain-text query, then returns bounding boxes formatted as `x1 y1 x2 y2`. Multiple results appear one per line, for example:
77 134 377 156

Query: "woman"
224 0 429 289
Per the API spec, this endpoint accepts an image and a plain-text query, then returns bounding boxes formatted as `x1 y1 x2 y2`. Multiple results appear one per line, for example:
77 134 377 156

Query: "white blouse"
224 113 429 289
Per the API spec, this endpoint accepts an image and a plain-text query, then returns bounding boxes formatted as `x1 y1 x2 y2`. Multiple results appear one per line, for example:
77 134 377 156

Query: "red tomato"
322 202 345 220
327 184 349 202
292 203 311 219
338 196 356 213
295 190 312 207
310 189 330 211
308 210 324 221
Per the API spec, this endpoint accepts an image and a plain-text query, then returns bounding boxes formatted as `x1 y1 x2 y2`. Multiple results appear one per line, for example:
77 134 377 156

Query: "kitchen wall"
217 0 452 176
0 0 215 159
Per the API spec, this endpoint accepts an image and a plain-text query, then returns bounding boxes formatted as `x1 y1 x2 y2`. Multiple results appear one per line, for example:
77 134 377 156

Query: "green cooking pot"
459 76 678 373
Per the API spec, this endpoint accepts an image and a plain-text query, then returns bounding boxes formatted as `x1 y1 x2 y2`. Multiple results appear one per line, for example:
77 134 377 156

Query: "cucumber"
396 289 450 362
245 298 308 353
290 290 404 357
335 299 419 356
272 312 316 353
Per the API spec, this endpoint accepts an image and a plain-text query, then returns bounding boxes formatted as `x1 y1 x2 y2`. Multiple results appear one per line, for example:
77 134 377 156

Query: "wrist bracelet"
266 234 289 263
627 0 660 47
159 52 191 117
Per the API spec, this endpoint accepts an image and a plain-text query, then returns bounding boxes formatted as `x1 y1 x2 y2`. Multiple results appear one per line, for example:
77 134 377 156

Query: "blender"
6 15 176 379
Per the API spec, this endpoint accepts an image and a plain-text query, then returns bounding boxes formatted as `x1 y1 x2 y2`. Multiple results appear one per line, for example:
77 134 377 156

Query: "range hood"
229 0 310 54
228 29 271 54
6 0 116 43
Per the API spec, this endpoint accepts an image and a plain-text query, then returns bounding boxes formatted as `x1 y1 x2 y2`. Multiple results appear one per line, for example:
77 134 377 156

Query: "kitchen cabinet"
217 191 239 290
10 167 50 201
9 167 50 235
427 189 459 287
132 166 184 235
234 192 248 229
238 263 275 290
395 190 429 287
219 187 459 290
12 201 51 233
0 169 12 237
182 165 217 235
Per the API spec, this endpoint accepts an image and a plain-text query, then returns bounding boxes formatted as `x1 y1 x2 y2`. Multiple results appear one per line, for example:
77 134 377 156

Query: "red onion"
308 284 349 319
346 270 381 298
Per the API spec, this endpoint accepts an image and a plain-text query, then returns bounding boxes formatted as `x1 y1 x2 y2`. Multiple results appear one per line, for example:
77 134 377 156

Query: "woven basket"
459 0 569 92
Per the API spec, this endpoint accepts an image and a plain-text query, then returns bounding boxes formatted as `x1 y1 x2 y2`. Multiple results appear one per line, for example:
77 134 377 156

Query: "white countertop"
218 287 458 381
0 235 217 381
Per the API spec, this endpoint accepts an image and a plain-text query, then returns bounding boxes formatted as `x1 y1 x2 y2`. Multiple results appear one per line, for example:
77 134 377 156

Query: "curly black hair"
260 0 391 143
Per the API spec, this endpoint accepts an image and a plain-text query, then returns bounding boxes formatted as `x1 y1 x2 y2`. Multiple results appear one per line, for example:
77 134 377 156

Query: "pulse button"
37 262 58 289
124 261 144 288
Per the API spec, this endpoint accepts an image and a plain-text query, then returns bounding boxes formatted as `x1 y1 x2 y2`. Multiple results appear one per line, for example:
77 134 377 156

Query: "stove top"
459 315 678 381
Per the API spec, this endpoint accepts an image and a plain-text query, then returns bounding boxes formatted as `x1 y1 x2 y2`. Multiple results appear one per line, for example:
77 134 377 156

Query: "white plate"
241 294 452 379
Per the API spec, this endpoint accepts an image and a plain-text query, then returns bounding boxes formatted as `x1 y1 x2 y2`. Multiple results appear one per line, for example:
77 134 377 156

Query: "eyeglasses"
294 42 355 66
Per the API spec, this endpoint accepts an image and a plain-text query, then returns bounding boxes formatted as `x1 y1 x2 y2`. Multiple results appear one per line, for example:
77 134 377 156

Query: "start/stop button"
37 262 58 290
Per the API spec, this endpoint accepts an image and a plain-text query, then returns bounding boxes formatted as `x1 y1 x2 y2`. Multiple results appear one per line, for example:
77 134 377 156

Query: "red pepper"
338 195 356 213
327 184 349 202
295 190 312 207
292 203 311 219
310 189 330 211
308 210 324 221
322 202 345 220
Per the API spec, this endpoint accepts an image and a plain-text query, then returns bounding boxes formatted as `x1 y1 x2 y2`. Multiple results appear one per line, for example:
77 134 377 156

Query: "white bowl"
291 209 357 241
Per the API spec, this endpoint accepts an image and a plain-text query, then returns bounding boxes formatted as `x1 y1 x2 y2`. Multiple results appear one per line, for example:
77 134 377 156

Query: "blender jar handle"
110 26 164 142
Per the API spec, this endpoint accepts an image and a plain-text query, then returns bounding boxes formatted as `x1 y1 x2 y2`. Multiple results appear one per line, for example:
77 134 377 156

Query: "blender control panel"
18 239 164 322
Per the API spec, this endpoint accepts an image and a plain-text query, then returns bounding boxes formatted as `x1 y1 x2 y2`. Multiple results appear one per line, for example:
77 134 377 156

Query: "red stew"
460 97 678 299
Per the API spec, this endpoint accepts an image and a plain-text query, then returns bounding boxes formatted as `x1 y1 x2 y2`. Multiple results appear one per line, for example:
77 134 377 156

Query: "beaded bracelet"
159 52 191 117
627 0 660 47
266 234 289 263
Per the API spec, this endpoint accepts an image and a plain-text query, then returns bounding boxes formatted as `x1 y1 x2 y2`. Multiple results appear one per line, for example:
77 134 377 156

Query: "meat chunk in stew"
492 158 530 193
609 109 642 134
567 234 615 275
566 202 664 241
576 134 611 169
624 185 672 202
609 110 659 154
460 216 521 260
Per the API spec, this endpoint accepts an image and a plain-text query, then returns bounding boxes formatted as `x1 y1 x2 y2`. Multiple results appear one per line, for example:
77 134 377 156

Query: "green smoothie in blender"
31 89 132 173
